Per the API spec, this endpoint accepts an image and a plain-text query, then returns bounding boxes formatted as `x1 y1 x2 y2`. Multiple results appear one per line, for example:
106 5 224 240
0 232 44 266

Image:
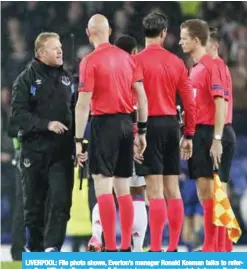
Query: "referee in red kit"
206 28 236 252
180 19 225 252
75 14 148 252
133 12 196 252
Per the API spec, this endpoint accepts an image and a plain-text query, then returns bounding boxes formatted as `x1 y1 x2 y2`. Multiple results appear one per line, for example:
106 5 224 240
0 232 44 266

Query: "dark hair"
180 19 209 46
143 12 168 38
114 35 137 54
209 27 221 43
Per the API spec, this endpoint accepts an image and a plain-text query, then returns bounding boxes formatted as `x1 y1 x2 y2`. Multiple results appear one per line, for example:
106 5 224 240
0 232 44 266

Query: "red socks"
118 194 134 250
215 227 227 252
218 227 226 252
167 199 184 251
214 226 219 252
149 199 167 252
225 231 233 252
97 194 116 250
202 199 216 252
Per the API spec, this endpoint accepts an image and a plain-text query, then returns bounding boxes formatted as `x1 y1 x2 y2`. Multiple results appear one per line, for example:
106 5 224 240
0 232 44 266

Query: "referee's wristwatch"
213 134 222 141
74 137 84 144
184 135 193 140
137 122 147 135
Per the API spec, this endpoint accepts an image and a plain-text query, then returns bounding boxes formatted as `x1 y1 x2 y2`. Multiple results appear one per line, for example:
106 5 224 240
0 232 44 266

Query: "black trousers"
20 148 74 251
11 165 25 260
11 164 50 258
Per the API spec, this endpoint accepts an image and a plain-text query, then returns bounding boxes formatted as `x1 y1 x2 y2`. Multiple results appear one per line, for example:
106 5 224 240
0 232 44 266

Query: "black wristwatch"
74 137 84 143
184 135 193 140
137 122 147 135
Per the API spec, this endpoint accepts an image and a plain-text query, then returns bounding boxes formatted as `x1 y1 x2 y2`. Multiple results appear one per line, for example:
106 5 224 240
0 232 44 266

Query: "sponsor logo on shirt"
212 84 222 90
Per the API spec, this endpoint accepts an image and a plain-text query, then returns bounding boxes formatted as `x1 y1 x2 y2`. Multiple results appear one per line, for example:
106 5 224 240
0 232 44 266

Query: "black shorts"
89 114 133 178
188 124 236 182
135 116 180 176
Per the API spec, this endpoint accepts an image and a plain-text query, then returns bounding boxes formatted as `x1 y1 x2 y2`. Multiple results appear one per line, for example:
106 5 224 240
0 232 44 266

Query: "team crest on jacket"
61 76 71 86
23 158 31 168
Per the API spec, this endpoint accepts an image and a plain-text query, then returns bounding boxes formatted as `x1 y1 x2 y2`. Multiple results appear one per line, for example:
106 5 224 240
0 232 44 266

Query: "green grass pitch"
1 262 22 269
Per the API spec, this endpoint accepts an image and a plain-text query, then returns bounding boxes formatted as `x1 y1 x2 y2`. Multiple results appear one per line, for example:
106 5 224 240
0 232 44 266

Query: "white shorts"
129 165 146 187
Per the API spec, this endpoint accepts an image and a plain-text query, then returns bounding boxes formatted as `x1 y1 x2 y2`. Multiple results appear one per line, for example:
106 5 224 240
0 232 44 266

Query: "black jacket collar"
31 58 64 75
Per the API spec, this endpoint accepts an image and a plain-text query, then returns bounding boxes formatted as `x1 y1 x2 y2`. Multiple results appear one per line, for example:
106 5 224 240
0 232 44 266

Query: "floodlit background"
1 1 247 260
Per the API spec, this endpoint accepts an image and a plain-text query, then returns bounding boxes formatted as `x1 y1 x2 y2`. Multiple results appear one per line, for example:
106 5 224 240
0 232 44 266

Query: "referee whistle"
79 140 89 190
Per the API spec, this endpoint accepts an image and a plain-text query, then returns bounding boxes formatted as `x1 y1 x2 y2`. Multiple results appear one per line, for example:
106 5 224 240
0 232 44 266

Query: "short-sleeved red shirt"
190 54 224 125
78 43 143 115
213 57 233 124
225 66 233 124
133 44 196 136
130 56 142 108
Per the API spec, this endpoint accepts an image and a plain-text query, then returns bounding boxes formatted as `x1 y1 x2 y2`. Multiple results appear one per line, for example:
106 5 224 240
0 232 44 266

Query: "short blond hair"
34 32 60 57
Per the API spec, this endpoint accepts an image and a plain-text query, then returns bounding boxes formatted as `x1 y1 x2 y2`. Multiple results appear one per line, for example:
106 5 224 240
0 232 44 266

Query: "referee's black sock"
119 247 131 252
166 248 178 252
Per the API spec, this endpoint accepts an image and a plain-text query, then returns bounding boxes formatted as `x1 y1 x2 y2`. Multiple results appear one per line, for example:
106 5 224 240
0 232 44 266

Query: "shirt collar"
145 44 163 50
96 43 111 50
199 54 210 64
31 58 63 75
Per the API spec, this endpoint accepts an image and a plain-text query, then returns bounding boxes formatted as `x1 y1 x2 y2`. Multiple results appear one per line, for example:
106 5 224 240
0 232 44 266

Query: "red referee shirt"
190 54 224 125
133 44 195 136
78 43 143 115
213 57 233 124
130 55 142 108
225 66 233 124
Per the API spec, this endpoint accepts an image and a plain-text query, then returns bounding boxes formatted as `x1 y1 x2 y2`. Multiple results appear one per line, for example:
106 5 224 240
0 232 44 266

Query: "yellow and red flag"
213 172 242 243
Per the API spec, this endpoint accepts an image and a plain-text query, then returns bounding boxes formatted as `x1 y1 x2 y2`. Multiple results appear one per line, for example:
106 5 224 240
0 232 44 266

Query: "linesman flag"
213 172 242 243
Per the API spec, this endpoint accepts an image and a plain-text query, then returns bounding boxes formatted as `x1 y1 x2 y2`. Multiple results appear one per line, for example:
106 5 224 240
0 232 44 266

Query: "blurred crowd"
1 1 247 246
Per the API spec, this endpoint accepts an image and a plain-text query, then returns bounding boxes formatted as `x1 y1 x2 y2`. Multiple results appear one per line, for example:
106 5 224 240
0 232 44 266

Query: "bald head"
88 14 110 36
86 14 111 47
